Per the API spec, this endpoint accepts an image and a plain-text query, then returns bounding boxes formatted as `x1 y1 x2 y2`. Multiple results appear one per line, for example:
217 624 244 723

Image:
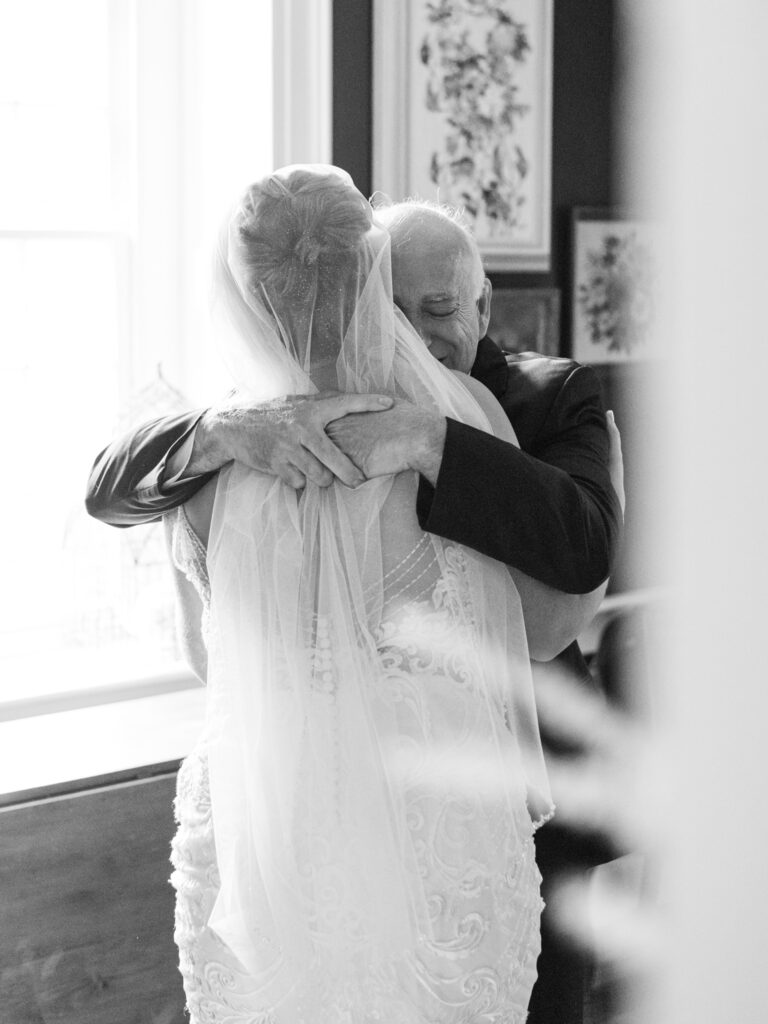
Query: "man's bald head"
375 201 485 299
373 201 491 372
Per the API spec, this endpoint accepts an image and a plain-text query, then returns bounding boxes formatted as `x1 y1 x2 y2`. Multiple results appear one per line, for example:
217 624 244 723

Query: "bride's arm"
182 475 217 548
509 572 607 662
163 516 208 683
454 372 607 661
161 478 217 682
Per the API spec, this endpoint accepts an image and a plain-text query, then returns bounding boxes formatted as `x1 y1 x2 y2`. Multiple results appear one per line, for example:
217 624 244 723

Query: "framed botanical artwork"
373 0 553 271
571 209 656 363
488 287 560 355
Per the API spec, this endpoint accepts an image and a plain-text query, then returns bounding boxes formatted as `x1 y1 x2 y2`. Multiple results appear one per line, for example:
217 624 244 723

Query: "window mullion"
273 0 332 168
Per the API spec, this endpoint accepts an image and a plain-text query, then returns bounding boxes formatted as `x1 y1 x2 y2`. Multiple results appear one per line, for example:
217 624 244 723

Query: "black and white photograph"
2 2 767 1023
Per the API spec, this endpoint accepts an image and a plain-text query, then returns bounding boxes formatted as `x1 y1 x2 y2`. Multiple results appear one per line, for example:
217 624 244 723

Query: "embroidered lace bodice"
169 506 542 1024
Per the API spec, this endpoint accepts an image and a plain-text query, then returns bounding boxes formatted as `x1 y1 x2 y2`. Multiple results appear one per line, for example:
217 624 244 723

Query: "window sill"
0 665 199 722
0 686 205 803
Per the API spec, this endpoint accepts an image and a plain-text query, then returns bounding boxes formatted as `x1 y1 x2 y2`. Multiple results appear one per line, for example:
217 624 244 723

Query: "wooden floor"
0 770 186 1024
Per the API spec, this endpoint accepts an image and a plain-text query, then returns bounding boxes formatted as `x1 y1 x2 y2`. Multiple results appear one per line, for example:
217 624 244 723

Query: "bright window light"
0 0 274 716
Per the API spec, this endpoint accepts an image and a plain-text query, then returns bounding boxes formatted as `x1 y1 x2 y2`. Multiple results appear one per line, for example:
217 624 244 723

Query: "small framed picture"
488 287 560 356
571 209 656 363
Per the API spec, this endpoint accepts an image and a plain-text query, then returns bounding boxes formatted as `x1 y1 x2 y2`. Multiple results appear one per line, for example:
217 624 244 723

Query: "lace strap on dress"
169 506 211 611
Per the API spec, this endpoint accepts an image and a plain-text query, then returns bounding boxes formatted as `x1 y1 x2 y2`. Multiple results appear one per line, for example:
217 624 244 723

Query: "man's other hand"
198 392 394 489
326 399 447 485
607 410 626 516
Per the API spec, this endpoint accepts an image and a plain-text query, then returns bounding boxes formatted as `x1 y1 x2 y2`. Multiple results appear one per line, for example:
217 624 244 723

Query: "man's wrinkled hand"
326 399 447 485
200 391 394 489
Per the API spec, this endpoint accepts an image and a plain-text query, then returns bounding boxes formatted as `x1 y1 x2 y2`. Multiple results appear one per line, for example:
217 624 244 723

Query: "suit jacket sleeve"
416 363 622 594
85 410 217 527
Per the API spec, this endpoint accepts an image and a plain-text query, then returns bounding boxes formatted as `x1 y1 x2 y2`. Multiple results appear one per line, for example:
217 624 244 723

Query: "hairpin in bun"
295 234 323 266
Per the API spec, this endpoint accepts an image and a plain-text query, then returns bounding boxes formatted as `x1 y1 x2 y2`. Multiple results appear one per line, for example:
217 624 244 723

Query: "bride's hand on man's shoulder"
198 391 394 489
326 398 446 486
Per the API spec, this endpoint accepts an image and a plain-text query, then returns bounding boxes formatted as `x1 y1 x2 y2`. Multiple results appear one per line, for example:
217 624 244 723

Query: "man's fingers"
305 431 366 488
607 410 623 452
319 392 393 423
221 393 392 487
277 464 307 490
606 410 626 514
289 448 336 488
277 443 358 489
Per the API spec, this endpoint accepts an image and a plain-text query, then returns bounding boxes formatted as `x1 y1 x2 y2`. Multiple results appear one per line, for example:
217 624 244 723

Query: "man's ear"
477 277 492 338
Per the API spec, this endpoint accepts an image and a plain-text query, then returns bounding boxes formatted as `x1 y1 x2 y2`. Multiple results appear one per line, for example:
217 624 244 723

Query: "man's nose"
408 312 425 336
402 308 435 350
409 316 432 347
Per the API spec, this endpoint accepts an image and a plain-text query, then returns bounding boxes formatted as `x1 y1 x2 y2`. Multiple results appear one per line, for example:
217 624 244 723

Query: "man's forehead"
392 254 470 301
386 208 467 253
419 289 460 302
392 262 462 296
393 235 468 275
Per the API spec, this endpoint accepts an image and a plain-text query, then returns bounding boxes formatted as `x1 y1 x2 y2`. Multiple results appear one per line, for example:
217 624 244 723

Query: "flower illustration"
577 230 654 355
421 1 532 235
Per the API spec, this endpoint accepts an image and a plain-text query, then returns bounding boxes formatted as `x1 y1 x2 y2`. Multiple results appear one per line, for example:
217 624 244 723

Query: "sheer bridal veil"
201 165 552 996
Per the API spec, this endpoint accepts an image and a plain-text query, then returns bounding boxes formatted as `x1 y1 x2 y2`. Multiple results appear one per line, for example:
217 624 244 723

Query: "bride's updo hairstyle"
235 166 373 300
221 166 377 389
212 164 392 399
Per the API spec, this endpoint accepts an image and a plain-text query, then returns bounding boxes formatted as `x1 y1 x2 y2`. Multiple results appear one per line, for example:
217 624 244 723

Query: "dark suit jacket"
421 338 620 594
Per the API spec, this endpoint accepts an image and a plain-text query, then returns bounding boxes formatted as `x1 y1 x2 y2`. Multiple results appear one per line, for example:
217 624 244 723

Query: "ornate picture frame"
373 0 553 271
488 287 560 355
571 208 656 364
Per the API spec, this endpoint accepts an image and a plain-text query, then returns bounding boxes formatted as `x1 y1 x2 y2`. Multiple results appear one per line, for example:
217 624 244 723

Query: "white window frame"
273 0 333 168
0 0 332 736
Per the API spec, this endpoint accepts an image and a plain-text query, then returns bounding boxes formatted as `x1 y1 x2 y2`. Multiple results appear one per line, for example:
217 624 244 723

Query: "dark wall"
332 0 373 194
332 0 652 593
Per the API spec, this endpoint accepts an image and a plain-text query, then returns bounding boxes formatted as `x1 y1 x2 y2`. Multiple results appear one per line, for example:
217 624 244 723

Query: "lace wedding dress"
169 496 544 1024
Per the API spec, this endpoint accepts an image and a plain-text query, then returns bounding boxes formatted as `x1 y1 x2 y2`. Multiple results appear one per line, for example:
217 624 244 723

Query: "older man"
86 200 623 1024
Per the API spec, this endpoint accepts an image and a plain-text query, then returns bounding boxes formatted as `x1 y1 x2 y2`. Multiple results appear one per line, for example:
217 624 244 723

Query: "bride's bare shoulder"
184 475 218 548
451 371 517 444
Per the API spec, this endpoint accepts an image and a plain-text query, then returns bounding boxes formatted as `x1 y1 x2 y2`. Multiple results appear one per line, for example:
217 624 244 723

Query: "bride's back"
186 166 444 610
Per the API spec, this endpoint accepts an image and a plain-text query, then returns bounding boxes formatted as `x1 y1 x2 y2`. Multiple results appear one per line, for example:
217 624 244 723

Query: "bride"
166 164 553 1023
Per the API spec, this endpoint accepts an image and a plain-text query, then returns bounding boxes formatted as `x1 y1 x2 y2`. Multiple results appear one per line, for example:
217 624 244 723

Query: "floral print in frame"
571 210 657 364
373 0 553 271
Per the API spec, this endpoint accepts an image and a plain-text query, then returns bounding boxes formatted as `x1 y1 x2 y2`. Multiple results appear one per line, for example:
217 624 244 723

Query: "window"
0 0 331 728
